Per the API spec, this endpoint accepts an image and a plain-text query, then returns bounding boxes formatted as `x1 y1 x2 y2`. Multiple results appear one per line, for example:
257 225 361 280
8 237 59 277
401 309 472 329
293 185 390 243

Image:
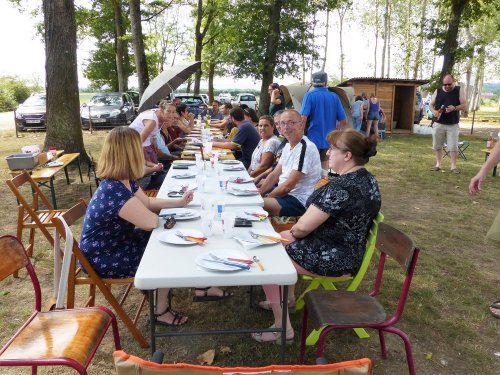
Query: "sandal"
251 325 294 344
258 300 296 313
193 287 234 302
489 300 500 319
430 166 441 171
155 306 188 326
451 168 460 174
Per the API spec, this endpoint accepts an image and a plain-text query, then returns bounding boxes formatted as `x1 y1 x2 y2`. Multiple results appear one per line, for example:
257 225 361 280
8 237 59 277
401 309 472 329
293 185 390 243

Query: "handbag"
486 210 500 243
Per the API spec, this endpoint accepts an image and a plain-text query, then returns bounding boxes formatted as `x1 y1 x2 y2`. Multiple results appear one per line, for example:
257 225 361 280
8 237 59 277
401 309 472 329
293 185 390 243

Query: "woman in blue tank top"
366 93 381 139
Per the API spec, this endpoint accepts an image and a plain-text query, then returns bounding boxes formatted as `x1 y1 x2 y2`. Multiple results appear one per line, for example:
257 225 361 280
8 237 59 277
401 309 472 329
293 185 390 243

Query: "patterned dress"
80 179 151 278
286 168 381 277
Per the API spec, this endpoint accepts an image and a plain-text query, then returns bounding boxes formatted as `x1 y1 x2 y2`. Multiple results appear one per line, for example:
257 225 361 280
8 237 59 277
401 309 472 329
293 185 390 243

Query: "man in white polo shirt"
258 109 321 216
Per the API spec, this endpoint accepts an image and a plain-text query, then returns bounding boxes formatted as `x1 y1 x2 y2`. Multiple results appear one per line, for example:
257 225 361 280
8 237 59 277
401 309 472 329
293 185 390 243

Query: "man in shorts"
300 71 347 170
258 109 321 216
429 74 466 174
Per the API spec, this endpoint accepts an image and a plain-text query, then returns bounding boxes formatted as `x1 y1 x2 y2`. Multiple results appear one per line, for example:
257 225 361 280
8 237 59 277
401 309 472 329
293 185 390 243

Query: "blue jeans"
352 116 362 131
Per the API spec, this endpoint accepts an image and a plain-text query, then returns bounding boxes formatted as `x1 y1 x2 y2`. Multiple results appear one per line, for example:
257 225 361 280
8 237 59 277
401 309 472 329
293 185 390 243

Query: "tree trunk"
208 62 215 102
194 0 203 94
260 0 283 115
373 0 379 77
380 0 389 77
43 0 87 160
112 0 127 92
471 46 485 112
413 0 427 79
129 0 149 95
338 7 346 82
386 2 391 78
440 0 467 79
404 0 411 79
322 10 329 71
463 27 475 116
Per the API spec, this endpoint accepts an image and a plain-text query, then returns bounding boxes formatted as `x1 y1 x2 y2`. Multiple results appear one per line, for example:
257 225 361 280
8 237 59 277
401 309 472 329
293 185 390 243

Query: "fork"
208 253 250 270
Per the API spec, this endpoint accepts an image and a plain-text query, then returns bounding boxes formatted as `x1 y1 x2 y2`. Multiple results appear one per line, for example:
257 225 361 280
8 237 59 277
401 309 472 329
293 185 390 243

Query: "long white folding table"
135 160 297 362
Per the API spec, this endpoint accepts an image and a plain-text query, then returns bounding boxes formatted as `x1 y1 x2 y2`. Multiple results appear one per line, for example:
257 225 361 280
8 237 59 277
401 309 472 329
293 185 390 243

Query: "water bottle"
197 114 201 125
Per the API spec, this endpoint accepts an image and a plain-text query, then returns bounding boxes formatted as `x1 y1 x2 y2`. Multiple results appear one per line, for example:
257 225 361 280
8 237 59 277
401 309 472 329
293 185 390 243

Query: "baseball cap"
312 71 328 86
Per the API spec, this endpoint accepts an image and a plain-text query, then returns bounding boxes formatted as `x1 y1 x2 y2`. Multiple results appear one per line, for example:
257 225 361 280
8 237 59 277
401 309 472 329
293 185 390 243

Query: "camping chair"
52 200 149 348
113 350 372 375
443 141 470 160
6 171 67 275
0 235 121 375
299 223 420 375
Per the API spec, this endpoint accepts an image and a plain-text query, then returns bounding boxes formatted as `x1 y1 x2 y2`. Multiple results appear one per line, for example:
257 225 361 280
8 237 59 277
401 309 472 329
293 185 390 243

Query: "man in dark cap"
300 71 347 169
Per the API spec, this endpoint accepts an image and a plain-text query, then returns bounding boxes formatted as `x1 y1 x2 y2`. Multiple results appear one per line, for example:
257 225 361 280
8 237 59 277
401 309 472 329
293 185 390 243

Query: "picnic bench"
10 152 83 208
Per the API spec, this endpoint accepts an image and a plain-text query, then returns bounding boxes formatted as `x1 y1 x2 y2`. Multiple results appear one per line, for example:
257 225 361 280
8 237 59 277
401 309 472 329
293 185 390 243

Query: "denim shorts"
367 111 380 121
276 195 306 216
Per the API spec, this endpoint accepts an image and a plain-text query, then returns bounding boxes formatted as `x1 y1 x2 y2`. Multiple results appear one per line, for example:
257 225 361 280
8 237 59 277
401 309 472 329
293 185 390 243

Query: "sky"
0 2 445 91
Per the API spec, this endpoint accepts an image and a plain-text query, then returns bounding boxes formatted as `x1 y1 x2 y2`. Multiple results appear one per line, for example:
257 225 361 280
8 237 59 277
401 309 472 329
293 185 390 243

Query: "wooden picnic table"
10 151 83 208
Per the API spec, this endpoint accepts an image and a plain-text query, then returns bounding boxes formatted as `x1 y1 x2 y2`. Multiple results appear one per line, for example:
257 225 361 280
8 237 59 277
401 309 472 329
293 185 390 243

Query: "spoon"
253 256 264 271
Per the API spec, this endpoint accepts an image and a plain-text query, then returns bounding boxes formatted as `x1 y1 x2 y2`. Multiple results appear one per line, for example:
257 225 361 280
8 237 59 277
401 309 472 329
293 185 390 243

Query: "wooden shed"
338 77 428 134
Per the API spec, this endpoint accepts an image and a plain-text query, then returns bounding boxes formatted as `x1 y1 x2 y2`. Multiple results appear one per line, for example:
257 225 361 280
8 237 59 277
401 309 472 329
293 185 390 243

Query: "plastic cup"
221 211 236 239
49 147 57 157
201 198 214 211
196 175 206 192
201 210 214 236
215 202 225 220
203 142 212 156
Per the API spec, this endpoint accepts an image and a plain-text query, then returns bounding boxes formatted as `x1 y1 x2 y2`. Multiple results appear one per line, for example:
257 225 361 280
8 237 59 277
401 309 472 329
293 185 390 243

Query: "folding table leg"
76 156 83 182
49 178 57 209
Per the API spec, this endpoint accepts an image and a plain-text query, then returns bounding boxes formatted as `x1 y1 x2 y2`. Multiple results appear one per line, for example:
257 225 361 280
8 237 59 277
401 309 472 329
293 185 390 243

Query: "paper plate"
220 160 241 165
223 166 245 171
172 173 196 179
228 187 260 196
158 229 205 245
159 208 200 220
228 176 254 184
195 249 251 272
234 229 281 247
172 160 196 166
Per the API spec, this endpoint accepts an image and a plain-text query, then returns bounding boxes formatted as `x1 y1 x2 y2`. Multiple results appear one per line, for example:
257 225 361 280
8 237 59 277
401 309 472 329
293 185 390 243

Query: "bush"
0 76 42 106
0 88 17 112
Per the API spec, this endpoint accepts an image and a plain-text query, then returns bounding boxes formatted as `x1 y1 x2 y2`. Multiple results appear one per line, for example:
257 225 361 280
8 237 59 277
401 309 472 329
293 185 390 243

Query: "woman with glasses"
248 116 281 177
252 128 381 343
80 127 194 326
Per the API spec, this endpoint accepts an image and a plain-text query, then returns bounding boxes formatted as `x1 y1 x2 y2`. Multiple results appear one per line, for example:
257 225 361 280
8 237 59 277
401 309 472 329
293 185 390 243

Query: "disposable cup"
201 210 214 236
221 211 236 239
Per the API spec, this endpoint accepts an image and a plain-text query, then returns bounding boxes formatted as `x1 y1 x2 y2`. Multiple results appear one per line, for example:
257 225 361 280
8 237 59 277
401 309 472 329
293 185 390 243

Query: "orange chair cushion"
0 308 111 367
113 350 372 375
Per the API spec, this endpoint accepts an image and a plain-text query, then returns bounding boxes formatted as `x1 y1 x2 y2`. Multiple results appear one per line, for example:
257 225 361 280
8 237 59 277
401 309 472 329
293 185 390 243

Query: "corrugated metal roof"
338 77 429 86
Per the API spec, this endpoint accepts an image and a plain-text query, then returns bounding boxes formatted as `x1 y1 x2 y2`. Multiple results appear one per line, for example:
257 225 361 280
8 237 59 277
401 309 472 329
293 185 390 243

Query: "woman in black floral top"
252 128 381 343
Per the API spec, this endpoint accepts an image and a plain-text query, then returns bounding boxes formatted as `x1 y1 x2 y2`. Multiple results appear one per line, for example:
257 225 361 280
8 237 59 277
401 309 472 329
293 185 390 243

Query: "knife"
202 258 250 270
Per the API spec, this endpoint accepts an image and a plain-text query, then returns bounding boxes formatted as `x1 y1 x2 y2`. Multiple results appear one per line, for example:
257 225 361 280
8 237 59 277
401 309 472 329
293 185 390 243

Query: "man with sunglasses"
258 109 321 217
429 74 466 174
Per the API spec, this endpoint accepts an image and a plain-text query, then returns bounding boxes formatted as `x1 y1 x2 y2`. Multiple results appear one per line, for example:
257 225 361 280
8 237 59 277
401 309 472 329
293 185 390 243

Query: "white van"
232 93 257 110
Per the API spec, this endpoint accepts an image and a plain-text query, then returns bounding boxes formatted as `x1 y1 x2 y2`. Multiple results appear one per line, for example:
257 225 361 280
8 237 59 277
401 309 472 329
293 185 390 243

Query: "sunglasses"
163 216 176 229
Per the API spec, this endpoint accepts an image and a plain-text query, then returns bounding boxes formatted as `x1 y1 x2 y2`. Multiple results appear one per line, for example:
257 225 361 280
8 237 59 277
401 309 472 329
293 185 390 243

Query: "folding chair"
52 201 149 348
0 235 121 374
443 141 470 160
6 171 67 273
300 223 420 375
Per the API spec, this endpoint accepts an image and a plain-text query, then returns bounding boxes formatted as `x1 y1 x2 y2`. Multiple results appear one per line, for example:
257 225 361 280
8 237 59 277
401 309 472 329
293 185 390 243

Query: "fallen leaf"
0 291 9 296
197 349 215 365
220 346 231 353
424 352 433 360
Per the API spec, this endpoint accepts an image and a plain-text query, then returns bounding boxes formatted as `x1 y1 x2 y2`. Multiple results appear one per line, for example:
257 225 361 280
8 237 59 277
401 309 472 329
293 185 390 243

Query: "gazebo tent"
338 77 429 134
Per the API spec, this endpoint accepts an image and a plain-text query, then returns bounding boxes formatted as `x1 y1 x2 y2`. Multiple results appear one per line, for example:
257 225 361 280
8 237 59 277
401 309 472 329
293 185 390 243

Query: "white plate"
184 145 201 150
195 249 251 272
237 208 269 221
173 160 196 166
159 208 200 220
220 160 241 165
234 229 280 245
172 173 196 179
223 166 245 171
158 229 205 245
228 187 260 196
228 176 254 184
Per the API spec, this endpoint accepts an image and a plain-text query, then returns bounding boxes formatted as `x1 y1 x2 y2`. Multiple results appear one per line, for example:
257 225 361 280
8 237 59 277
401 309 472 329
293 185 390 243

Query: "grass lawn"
0 127 499 374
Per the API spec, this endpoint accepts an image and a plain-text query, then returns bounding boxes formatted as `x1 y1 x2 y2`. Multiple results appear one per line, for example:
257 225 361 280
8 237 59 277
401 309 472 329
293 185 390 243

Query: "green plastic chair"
295 212 384 341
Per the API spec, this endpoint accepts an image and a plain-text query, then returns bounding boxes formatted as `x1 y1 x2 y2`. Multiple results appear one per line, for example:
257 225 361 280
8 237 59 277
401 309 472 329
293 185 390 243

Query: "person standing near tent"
300 71 347 170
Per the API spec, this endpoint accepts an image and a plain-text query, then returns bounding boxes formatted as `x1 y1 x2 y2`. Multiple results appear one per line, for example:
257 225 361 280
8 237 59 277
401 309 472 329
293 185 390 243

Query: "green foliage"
0 76 40 103
0 88 17 112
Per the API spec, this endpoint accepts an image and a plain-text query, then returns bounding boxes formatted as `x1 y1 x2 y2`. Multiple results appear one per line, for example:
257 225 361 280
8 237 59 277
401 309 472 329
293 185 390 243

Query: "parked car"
200 94 209 104
127 90 140 110
231 93 258 110
414 91 424 124
218 93 232 103
172 94 207 117
80 92 136 129
15 93 47 131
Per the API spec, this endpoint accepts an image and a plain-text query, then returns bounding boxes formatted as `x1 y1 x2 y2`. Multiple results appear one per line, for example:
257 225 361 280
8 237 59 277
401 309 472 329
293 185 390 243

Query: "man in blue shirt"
300 71 347 169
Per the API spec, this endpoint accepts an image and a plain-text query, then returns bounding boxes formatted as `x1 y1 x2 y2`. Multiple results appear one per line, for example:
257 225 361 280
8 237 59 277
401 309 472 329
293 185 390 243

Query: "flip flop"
451 168 460 174
430 166 441 171
489 300 500 319
193 287 234 302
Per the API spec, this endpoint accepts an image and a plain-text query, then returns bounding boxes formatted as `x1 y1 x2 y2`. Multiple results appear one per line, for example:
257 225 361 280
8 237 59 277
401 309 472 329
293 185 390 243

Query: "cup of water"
201 198 214 211
201 210 214 236
221 211 236 239
196 175 206 192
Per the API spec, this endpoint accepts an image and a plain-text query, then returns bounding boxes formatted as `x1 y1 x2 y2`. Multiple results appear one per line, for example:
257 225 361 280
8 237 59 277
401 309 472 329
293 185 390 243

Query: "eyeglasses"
163 216 176 229
280 120 301 128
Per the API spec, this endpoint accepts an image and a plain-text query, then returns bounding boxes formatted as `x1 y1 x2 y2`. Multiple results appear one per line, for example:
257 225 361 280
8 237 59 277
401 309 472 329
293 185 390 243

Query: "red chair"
0 235 121 374
300 223 420 375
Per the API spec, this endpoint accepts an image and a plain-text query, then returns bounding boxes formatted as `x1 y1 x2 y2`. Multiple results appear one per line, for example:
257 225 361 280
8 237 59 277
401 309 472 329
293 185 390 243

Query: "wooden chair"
0 235 121 374
52 201 149 348
113 350 372 375
6 171 67 273
143 189 159 198
300 223 420 375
